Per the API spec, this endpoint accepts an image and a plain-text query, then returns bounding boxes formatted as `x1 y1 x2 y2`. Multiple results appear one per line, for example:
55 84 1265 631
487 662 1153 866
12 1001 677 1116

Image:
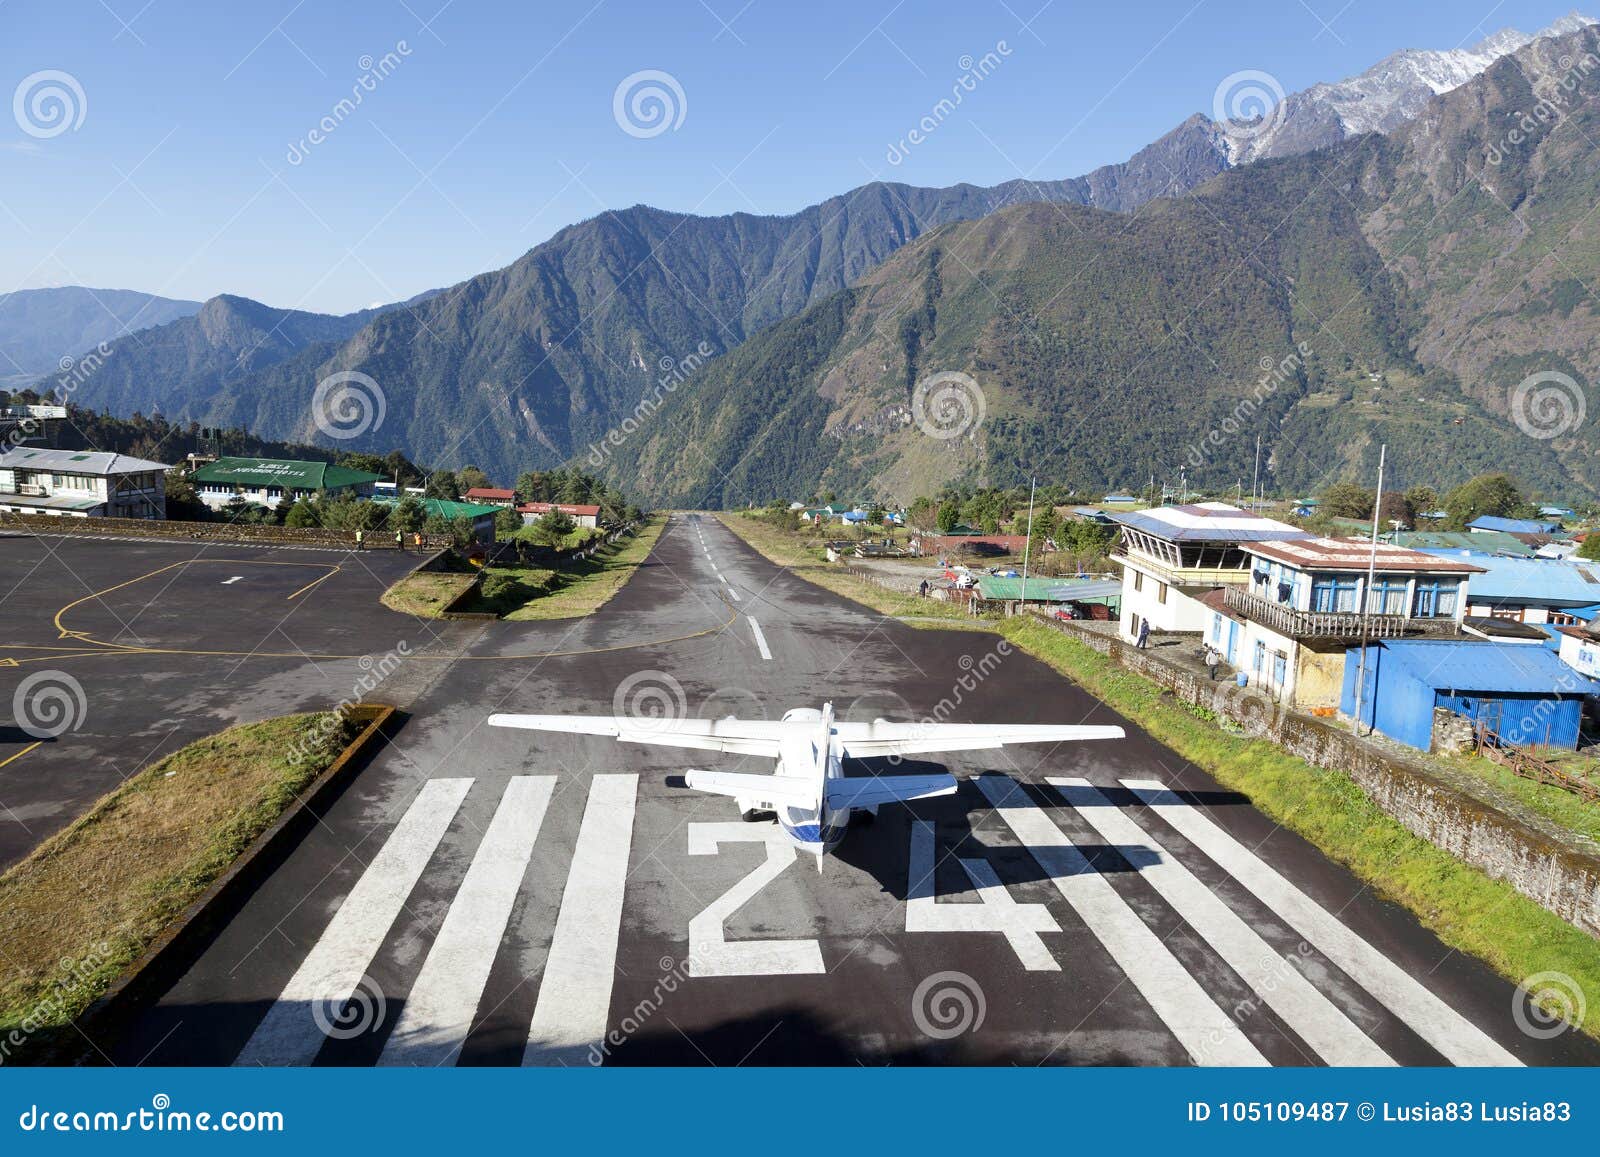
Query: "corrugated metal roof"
1387 530 1535 557
1247 536 1483 573
1468 515 1560 535
0 446 169 474
1417 550 1600 607
1372 640 1600 694
1108 501 1306 544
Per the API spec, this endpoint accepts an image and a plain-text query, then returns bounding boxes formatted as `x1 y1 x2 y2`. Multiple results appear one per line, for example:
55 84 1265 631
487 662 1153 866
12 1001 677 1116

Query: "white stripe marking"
1121 778 1522 1066
728 587 741 601
1051 778 1393 1066
377 776 556 1067
524 774 639 1066
747 616 772 660
235 777 473 1066
975 775 1267 1065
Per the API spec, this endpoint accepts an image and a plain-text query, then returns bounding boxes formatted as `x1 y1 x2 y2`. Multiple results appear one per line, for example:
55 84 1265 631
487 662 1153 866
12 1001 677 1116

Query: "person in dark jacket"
1136 619 1150 649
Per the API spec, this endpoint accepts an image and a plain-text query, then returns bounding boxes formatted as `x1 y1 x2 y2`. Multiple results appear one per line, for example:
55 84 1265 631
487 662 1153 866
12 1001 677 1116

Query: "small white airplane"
488 702 1124 860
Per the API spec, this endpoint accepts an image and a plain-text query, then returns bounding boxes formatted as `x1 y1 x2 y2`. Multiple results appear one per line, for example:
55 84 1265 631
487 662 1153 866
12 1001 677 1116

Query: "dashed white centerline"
747 615 772 660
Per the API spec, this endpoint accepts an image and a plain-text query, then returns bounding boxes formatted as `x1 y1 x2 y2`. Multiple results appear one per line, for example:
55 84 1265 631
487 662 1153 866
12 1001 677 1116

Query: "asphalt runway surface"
3 517 1595 1066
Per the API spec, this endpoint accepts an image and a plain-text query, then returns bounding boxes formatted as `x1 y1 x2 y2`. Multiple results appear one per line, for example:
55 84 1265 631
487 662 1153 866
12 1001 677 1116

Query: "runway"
3 517 1593 1065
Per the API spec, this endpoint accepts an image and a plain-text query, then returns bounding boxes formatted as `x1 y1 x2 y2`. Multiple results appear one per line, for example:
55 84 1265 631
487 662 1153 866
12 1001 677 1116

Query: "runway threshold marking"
0 741 43 770
234 777 474 1067
524 773 638 1066
747 616 772 660
1121 779 1522 1067
379 776 556 1067
1050 778 1394 1066
220 576 243 585
975 775 1268 1066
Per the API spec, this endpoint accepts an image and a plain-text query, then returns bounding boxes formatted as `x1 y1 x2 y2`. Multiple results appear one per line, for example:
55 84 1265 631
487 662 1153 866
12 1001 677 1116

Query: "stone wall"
0 511 454 549
1028 610 1600 939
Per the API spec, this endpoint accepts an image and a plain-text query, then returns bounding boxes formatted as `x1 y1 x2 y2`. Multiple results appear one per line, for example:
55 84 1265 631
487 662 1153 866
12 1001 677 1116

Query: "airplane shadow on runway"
823 761 1251 901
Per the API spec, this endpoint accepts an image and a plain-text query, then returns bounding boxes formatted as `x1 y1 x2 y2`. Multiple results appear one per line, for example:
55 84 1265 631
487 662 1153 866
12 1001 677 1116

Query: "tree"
426 472 461 501
1377 491 1415 530
1578 535 1600 562
531 508 577 546
1404 485 1439 516
1320 481 1375 520
936 500 959 533
283 499 318 528
494 506 523 537
1443 473 1526 529
391 495 427 533
457 465 490 494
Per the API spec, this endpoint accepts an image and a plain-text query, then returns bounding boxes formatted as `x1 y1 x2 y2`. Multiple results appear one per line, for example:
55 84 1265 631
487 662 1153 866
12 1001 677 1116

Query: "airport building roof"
1418 550 1600 608
372 495 501 520
1107 501 1306 544
1246 536 1484 574
0 446 169 475
192 457 380 490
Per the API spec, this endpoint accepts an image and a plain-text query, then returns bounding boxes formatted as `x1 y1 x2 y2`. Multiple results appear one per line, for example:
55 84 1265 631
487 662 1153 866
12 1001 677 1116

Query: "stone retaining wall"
0 511 456 549
1029 610 1600 938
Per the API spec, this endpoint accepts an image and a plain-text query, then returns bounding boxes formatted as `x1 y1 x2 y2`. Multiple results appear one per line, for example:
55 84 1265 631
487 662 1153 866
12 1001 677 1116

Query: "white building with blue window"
1205 537 1483 707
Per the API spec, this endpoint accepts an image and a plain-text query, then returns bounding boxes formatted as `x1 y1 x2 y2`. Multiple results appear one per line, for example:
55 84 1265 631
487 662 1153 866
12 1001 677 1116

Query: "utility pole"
1019 475 1037 614
1351 443 1386 737
1252 435 1262 512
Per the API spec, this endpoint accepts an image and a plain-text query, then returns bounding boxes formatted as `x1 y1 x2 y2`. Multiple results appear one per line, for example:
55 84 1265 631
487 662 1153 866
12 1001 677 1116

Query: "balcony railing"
0 482 47 497
1223 586 1459 640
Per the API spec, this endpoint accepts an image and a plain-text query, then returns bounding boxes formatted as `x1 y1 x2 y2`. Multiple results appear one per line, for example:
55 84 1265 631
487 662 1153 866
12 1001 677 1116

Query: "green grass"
719 511 1600 1038
1442 751 1600 846
380 570 478 617
471 518 665 621
0 712 358 1061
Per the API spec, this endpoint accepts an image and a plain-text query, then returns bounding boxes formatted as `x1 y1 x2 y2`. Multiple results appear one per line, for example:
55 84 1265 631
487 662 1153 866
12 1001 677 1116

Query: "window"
1156 581 1168 605
1412 580 1459 618
1311 576 1360 613
1210 614 1222 643
1253 640 1266 675
1132 570 1143 593
1366 578 1409 616
1271 650 1288 691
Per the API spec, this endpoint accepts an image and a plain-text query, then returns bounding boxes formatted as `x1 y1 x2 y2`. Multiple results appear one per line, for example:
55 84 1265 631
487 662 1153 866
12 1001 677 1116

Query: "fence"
1478 726 1600 805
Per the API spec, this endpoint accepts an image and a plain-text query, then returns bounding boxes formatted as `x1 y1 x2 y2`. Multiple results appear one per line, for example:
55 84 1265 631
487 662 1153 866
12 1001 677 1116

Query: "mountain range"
0 287 200 386
17 12 1600 504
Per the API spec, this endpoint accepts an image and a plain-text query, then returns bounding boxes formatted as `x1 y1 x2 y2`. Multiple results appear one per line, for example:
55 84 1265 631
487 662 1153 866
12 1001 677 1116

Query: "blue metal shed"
1341 639 1599 750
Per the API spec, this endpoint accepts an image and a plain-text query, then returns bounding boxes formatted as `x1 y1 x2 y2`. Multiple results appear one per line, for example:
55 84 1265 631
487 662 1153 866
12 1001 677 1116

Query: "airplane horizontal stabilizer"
824 773 957 809
837 722 1125 758
684 770 818 805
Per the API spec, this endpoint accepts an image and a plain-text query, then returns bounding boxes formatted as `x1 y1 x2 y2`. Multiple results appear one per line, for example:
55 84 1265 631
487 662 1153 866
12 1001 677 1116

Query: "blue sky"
0 0 1585 313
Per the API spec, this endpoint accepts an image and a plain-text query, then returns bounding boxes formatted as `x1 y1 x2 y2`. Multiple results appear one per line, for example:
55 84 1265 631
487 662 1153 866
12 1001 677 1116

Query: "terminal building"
0 445 170 520
191 457 381 511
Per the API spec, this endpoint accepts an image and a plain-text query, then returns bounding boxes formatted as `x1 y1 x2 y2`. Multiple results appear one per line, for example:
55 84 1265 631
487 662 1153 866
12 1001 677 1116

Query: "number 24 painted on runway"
685 821 1060 976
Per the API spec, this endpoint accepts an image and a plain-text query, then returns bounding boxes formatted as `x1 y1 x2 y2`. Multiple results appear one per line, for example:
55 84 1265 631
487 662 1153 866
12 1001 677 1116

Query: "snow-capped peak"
1218 10 1597 165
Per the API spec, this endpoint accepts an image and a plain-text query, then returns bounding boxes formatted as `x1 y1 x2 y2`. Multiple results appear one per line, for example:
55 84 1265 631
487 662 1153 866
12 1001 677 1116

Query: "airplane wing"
833 721 1124 758
487 714 793 756
824 773 957 809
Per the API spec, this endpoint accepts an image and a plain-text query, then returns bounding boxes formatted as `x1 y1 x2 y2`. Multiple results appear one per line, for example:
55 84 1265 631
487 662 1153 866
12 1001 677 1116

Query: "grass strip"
0 712 356 1060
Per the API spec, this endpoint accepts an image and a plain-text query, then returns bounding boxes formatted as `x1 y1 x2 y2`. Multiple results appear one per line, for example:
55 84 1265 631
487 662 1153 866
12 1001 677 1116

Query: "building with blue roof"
1467 514 1561 535
1417 550 1600 624
1342 639 1599 750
